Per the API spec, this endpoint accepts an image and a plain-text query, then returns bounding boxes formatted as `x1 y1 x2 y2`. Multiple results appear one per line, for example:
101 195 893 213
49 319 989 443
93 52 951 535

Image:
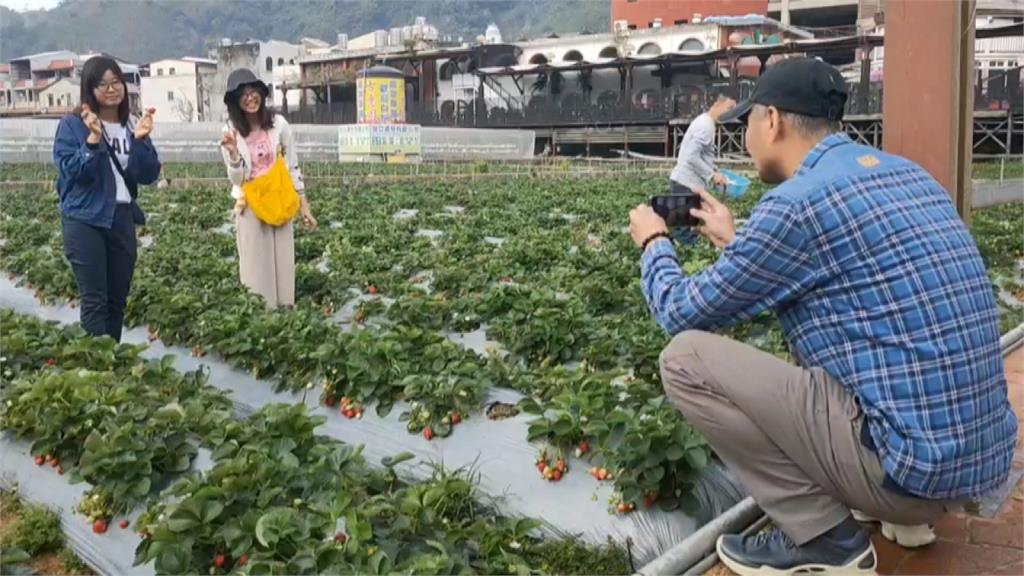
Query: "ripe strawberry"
146 107 156 115
536 462 547 474
92 519 108 534
597 468 608 481
578 441 589 454
45 358 56 366
237 555 249 567
552 469 562 481
213 554 226 569
334 532 348 544
34 455 45 466
119 519 130 529
555 459 566 473
589 466 599 478
423 427 434 441
367 285 378 295
451 411 461 425
324 396 336 407
343 409 355 419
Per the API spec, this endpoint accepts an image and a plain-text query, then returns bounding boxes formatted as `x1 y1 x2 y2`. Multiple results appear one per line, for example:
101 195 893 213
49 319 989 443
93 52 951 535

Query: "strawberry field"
1 168 1021 574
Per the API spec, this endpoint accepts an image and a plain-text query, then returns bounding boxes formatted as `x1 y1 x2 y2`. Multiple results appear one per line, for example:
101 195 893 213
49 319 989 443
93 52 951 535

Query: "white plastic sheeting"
0 276 744 571
0 119 535 163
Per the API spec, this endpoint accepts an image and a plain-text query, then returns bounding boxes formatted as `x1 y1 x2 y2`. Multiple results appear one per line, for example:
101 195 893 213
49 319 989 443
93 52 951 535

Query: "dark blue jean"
61 204 137 342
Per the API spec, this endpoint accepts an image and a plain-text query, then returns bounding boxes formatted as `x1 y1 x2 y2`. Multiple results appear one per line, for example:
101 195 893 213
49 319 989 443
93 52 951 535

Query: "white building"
209 39 304 121
141 57 217 122
38 77 79 112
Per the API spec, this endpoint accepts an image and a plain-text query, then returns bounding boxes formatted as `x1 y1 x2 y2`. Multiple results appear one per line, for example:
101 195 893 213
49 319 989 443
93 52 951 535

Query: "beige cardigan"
221 114 305 200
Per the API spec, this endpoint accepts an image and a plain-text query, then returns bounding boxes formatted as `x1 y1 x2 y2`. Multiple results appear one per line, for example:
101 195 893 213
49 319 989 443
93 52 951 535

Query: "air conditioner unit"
652 18 663 29
613 20 630 34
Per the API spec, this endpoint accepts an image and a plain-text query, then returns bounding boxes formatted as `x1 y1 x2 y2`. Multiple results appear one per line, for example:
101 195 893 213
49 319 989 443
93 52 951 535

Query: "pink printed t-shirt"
245 129 275 179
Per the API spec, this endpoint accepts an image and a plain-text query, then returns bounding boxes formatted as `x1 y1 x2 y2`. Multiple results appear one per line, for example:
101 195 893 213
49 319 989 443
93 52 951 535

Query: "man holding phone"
628 58 1015 575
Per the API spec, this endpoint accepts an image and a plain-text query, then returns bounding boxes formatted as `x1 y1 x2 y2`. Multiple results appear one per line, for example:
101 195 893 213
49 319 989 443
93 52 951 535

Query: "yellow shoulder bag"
241 144 300 226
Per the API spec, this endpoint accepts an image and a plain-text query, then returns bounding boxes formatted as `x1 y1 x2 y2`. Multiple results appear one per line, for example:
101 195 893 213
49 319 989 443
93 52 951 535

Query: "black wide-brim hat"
224 68 270 104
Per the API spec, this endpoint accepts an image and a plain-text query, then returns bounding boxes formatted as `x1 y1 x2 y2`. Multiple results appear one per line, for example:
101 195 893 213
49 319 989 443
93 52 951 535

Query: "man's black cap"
224 68 270 104
719 57 848 124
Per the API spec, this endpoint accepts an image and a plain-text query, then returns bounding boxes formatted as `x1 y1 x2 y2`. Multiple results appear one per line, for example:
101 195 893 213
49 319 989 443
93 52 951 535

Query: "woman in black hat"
219 68 316 308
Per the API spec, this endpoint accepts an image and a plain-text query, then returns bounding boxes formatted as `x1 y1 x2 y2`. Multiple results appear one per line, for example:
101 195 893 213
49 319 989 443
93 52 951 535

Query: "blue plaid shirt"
642 133 1017 500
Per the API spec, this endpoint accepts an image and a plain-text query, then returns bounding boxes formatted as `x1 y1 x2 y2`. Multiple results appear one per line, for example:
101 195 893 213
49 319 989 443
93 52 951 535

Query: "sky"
0 0 61 11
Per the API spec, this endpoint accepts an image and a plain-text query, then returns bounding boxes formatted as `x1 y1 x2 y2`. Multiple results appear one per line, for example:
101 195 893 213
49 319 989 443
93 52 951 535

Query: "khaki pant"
235 208 295 308
660 330 951 545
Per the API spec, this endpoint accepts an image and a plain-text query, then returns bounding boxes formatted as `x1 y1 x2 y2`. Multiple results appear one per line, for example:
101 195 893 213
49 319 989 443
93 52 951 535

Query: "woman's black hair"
78 56 130 124
226 84 274 137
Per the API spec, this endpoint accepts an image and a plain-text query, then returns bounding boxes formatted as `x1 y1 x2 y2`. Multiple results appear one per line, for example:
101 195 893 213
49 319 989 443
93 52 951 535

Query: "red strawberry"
34 456 45 466
596 468 608 481
555 459 566 473
146 107 156 115
423 427 434 441
578 441 589 454
451 411 461 425
343 409 355 419
92 519 108 534
536 462 547 474
367 285 378 295
334 532 347 544
45 358 56 366
119 519 130 529
552 469 562 481
237 555 249 567
213 554 226 569
324 396 336 407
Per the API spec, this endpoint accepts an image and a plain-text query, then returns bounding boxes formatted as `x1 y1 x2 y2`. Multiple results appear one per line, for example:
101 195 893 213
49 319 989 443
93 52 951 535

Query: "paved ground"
705 347 1024 575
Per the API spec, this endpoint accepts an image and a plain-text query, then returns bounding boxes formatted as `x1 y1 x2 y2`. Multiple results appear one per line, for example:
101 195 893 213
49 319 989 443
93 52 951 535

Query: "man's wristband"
641 231 672 251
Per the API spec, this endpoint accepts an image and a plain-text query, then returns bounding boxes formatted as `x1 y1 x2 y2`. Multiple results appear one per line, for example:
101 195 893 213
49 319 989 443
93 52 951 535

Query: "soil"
0 491 93 576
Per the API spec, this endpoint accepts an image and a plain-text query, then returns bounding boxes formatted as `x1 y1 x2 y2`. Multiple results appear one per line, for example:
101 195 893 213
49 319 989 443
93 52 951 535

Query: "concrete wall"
613 0 768 28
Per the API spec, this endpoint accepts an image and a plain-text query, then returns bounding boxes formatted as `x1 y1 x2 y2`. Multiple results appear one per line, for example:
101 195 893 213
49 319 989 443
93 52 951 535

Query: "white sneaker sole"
851 510 937 548
716 535 877 576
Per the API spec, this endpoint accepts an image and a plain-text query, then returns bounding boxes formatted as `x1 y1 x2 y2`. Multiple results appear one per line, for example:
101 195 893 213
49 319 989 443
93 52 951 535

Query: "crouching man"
628 58 1016 575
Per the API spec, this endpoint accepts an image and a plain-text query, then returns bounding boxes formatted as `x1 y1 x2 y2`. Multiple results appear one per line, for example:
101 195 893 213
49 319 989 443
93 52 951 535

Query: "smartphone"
651 187 700 229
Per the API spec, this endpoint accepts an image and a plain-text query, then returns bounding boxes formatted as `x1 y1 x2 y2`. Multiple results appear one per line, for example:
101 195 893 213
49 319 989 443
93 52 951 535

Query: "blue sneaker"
716 517 876 575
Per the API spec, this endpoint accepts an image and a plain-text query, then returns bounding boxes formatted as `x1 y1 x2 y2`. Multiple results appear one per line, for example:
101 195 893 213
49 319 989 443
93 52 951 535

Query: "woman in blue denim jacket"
52 56 161 341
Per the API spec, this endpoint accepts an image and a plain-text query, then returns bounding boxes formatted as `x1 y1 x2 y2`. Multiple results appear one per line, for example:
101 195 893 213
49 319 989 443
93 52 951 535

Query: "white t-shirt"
101 120 132 204
669 112 717 190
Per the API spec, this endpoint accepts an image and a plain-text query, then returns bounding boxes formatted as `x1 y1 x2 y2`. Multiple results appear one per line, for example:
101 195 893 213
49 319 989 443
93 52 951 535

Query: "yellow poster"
358 77 405 124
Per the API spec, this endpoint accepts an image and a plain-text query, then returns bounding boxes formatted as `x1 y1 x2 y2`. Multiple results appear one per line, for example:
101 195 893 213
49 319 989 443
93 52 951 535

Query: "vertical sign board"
357 77 406 125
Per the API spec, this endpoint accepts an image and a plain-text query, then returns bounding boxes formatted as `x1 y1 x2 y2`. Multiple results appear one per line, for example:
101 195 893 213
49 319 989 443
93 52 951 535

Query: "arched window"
598 46 619 58
265 57 273 72
278 57 284 66
637 42 662 56
528 53 549 65
678 39 705 53
563 50 584 62
439 60 456 80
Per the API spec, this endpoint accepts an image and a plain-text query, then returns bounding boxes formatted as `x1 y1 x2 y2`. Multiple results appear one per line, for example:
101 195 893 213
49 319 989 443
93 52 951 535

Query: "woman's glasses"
95 81 124 92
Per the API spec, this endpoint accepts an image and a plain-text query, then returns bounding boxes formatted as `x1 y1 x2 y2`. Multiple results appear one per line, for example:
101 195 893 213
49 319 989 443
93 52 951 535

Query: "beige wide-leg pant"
235 208 295 308
659 330 951 545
